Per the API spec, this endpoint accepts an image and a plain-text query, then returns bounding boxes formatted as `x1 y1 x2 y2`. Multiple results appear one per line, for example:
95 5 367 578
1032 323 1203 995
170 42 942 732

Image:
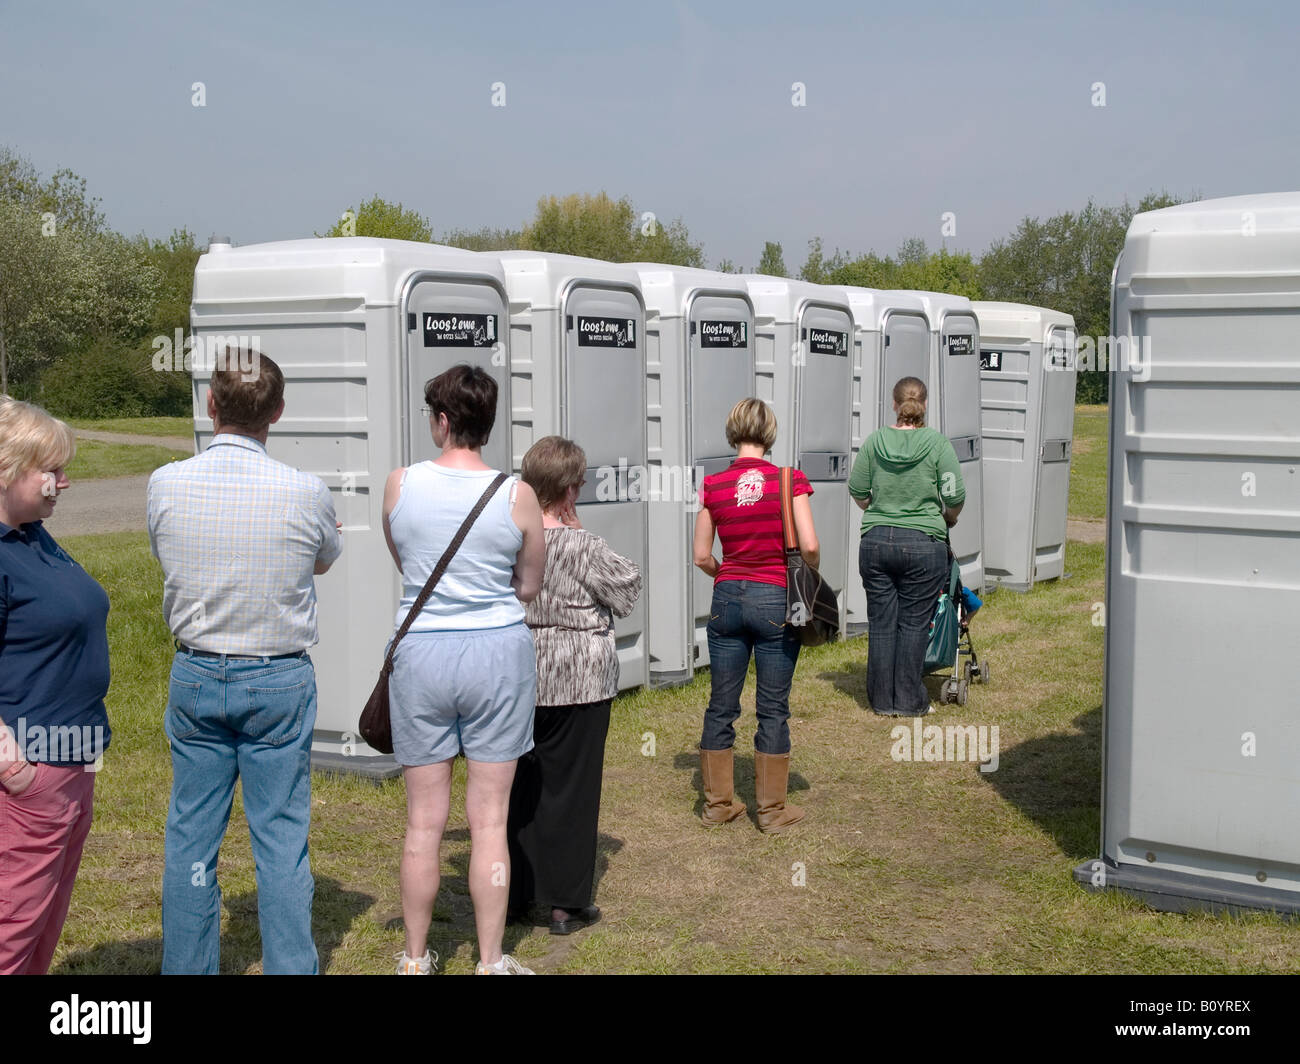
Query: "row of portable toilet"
188 238 1075 770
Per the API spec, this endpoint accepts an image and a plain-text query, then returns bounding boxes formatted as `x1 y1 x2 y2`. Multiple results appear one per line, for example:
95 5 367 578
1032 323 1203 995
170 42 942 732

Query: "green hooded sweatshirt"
847 426 965 540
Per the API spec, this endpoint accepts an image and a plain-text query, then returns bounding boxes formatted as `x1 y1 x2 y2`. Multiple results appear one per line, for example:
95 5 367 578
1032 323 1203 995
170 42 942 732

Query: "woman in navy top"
0 397 111 975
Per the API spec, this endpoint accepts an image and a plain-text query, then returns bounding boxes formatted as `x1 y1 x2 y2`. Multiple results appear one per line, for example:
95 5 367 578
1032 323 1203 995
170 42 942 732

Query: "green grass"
67 416 193 438
48 529 1297 975
1069 404 1108 521
67 440 191 481
40 408 1298 974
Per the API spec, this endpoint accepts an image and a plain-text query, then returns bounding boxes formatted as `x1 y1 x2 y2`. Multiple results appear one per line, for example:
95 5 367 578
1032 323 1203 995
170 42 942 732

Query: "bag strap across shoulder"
779 466 800 555
384 470 510 672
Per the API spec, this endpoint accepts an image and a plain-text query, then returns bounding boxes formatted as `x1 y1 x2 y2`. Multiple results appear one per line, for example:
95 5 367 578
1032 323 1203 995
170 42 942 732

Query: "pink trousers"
0 763 96 975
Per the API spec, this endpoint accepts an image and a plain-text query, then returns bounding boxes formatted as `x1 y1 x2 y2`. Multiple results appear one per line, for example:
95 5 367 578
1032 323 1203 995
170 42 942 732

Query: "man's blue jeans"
860 526 948 716
162 651 318 975
701 580 801 755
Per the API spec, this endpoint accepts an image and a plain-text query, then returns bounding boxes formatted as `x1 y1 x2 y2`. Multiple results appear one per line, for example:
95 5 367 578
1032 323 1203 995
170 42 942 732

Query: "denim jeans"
860 526 948 716
162 651 318 975
701 580 801 755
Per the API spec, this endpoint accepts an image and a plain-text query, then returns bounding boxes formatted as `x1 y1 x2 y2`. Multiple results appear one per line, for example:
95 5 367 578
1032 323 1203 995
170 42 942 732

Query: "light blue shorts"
388 622 537 766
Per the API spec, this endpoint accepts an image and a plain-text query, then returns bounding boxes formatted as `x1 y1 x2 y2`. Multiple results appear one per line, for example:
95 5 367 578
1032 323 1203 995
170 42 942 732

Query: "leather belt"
179 644 307 661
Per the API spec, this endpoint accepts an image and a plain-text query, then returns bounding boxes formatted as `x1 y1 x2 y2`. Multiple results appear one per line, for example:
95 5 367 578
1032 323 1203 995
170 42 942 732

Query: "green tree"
0 146 105 235
441 225 524 252
980 191 1190 401
520 192 703 266
756 241 787 277
812 238 983 299
799 237 849 284
714 258 740 274
138 228 203 340
0 147 123 393
320 195 433 241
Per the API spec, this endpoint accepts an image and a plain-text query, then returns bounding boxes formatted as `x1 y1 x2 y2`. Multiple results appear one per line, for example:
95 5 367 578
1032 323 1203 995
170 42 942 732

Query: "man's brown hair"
522 436 586 511
210 348 283 431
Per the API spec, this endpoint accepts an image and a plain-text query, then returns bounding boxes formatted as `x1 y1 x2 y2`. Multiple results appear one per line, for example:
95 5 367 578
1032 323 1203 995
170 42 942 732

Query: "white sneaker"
474 954 535 975
395 949 436 975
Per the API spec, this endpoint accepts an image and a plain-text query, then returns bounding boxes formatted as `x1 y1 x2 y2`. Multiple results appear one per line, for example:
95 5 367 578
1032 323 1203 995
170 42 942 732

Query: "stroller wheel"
940 678 955 704
980 662 990 685
957 679 969 706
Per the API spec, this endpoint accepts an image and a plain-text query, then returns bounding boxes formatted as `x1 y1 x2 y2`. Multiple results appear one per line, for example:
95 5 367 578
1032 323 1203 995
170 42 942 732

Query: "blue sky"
2 0 1297 267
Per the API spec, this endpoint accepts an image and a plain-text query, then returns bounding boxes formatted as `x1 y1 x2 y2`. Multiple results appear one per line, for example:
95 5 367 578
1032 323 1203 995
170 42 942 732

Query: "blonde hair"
522 435 587 511
893 377 927 427
725 398 777 450
0 396 77 488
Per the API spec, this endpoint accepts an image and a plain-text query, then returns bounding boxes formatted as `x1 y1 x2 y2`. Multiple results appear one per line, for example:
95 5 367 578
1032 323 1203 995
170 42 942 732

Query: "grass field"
43 407 1299 974
67 439 191 481
68 416 194 438
1069 405 1108 522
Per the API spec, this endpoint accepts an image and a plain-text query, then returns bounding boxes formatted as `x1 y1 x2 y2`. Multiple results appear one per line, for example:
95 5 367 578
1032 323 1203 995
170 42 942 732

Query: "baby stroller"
924 543 989 706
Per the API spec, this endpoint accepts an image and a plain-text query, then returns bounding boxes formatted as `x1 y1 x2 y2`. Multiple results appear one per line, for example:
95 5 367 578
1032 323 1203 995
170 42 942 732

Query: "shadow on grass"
671 750 811 831
820 659 951 713
54 875 372 974
380 827 626 967
983 704 1103 860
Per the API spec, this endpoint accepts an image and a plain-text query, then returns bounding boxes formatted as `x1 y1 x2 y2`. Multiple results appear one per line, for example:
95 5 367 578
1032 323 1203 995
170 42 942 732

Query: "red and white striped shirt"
699 458 813 588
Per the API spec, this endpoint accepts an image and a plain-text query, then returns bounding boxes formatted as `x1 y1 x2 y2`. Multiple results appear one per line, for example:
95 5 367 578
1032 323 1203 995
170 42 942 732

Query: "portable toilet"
972 301 1077 590
828 286 931 635
1074 192 1300 915
894 291 986 592
742 276 854 634
490 251 650 691
190 237 514 776
630 264 756 684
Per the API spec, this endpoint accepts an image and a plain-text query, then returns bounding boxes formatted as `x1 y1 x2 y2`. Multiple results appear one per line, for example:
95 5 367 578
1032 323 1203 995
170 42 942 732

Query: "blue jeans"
162 651 318 975
701 580 801 755
860 526 948 716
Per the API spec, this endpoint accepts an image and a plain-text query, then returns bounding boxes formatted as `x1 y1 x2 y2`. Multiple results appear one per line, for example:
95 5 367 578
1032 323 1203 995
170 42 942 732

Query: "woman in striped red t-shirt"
692 398 819 833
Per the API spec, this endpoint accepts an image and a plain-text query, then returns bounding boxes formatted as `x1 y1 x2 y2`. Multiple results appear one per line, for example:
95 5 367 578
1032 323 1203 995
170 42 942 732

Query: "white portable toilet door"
403 277 511 473
1033 324 1075 580
797 304 853 620
688 294 756 667
879 316 931 426
938 313 983 586
564 284 649 689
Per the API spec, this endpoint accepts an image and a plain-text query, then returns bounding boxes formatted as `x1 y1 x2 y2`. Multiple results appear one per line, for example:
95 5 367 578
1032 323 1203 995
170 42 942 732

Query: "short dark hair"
211 348 282 431
424 364 497 448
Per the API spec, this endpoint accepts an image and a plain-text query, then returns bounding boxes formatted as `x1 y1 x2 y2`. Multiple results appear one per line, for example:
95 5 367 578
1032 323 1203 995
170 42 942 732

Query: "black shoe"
549 905 601 936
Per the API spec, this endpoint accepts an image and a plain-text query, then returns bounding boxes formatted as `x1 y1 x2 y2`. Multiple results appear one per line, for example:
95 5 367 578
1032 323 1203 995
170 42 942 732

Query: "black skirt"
506 699 611 912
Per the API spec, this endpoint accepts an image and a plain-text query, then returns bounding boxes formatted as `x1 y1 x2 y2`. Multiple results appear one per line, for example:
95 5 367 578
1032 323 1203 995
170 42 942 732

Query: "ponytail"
892 376 927 427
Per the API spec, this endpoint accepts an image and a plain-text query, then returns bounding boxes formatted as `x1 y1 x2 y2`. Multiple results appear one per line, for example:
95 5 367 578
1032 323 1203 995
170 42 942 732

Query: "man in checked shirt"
148 349 342 975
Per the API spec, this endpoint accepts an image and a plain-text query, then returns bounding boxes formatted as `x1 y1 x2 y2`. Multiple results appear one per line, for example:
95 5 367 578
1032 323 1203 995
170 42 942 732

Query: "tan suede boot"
699 748 746 825
754 751 805 833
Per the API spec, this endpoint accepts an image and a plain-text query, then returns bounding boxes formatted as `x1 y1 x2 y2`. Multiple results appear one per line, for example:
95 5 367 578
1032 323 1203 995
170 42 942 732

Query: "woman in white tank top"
381 365 546 976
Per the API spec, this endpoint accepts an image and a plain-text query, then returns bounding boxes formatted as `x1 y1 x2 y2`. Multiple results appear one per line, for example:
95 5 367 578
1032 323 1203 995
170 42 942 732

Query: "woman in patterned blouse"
507 436 641 936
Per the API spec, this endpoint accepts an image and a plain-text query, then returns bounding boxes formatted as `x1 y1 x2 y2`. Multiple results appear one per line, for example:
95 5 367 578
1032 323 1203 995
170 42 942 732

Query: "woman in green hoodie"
848 377 965 716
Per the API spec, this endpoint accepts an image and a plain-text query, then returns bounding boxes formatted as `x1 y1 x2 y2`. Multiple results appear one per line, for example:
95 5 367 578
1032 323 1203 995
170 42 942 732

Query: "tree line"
0 144 1188 414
